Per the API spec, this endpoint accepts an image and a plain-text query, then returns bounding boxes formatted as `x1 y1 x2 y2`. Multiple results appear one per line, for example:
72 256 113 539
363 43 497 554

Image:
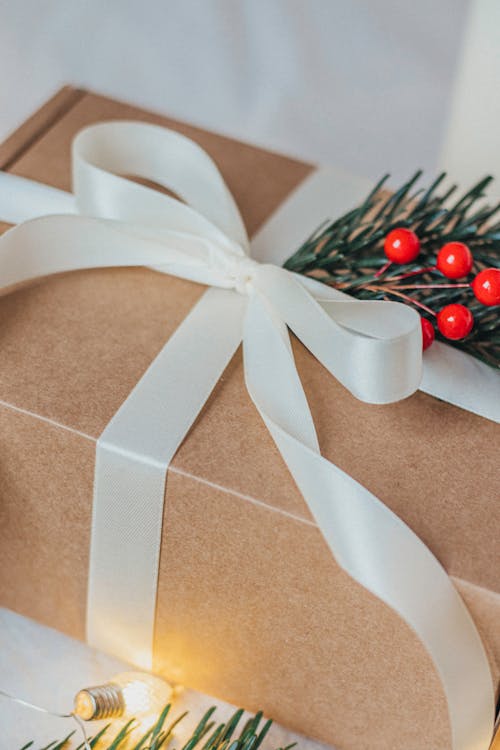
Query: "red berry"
384 228 420 264
420 317 435 350
436 242 473 279
471 268 500 306
437 304 474 340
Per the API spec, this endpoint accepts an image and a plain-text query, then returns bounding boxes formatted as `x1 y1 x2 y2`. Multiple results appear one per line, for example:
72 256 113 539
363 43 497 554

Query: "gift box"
0 87 498 750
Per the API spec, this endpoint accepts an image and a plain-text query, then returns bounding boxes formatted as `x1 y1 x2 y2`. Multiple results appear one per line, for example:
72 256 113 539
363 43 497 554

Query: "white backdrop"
0 0 469 183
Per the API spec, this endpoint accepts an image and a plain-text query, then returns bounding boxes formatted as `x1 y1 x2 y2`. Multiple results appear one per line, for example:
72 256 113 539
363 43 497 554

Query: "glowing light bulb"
74 671 173 721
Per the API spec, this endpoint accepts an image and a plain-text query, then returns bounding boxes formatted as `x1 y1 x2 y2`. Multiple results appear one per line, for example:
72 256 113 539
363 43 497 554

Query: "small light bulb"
74 671 173 721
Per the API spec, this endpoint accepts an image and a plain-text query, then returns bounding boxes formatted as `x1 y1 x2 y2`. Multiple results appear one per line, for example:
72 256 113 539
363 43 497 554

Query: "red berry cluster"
383 228 500 350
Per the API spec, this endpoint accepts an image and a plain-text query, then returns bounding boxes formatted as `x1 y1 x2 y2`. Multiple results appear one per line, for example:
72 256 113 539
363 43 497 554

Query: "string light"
74 671 173 721
1 671 173 750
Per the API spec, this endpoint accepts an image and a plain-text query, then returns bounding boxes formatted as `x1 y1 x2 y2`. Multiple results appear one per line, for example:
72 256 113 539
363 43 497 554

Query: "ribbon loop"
253 264 423 403
73 121 250 250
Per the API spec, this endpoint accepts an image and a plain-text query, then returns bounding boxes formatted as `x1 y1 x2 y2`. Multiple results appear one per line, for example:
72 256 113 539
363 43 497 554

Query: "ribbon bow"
0 121 493 750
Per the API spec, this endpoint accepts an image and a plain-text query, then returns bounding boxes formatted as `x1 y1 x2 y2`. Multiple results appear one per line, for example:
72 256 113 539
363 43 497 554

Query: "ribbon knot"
226 255 260 295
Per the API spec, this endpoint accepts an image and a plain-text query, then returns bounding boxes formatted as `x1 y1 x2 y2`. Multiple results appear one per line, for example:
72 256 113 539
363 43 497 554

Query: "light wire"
0 688 91 750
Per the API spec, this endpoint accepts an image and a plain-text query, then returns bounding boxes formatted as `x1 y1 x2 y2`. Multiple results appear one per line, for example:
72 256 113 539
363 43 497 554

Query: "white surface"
0 0 468 183
440 0 500 196
0 608 330 750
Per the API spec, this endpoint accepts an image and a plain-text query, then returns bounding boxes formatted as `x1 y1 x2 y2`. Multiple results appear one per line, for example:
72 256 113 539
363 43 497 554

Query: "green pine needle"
21 705 294 750
284 172 500 369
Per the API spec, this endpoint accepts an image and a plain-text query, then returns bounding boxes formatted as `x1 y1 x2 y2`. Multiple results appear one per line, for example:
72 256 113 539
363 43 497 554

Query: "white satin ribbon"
0 121 494 750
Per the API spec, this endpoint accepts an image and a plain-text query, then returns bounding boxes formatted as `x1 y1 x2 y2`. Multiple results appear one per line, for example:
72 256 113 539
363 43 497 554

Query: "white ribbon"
0 121 494 749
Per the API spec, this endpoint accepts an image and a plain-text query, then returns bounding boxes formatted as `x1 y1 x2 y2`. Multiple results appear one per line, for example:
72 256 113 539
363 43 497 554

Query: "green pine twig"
22 705 294 750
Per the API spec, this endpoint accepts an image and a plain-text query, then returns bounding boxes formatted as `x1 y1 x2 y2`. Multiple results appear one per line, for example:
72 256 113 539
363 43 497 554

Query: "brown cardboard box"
0 87 498 750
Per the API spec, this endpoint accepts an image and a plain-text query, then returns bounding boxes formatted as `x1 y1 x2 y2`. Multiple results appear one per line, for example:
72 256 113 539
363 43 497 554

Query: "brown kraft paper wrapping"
0 87 498 750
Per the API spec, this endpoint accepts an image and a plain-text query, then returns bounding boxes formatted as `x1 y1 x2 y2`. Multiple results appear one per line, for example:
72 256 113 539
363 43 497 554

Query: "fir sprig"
284 172 500 368
20 705 294 750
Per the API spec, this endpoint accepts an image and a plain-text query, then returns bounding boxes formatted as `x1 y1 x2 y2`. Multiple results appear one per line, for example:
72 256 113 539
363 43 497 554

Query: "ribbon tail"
242 291 494 750
88 288 246 667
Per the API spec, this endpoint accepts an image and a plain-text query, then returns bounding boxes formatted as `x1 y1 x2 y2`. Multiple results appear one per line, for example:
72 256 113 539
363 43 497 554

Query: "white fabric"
0 121 495 750
440 0 500 199
0 0 468 185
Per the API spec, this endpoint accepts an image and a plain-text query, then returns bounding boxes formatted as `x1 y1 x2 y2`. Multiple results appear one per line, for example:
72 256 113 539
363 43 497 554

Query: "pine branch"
284 172 500 369
21 705 294 750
